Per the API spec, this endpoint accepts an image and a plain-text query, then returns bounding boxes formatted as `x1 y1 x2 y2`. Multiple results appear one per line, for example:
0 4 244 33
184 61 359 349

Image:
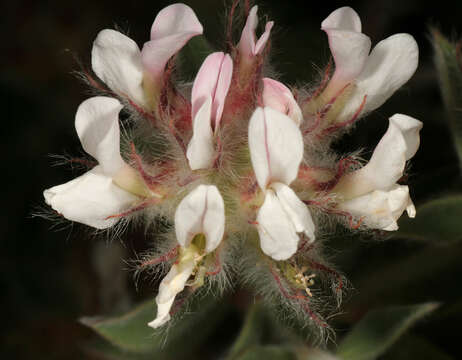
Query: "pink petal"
262 78 303 125
191 52 233 130
238 6 273 59
141 3 203 82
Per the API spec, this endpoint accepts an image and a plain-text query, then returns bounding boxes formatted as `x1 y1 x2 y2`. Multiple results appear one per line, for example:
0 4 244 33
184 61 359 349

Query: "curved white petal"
339 185 415 231
324 29 371 87
271 182 316 242
335 114 422 198
321 7 370 96
238 6 273 58
75 97 125 176
257 190 299 261
43 166 138 229
191 52 233 129
91 29 145 106
174 185 225 253
262 78 303 125
321 7 362 32
389 114 422 160
148 254 196 328
339 33 419 121
141 3 203 82
186 97 215 170
248 107 304 189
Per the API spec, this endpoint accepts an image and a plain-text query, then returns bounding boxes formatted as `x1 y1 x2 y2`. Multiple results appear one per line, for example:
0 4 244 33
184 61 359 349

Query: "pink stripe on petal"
248 107 304 190
213 54 233 130
191 52 233 129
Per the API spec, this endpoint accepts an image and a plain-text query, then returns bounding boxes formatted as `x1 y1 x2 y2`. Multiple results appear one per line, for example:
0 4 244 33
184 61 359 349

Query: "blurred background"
2 0 462 358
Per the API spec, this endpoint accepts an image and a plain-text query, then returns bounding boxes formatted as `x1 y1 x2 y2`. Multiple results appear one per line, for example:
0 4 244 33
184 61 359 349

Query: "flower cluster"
44 3 422 336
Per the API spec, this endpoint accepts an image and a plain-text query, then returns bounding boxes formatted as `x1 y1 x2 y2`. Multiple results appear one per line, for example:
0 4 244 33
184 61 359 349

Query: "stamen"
268 263 327 327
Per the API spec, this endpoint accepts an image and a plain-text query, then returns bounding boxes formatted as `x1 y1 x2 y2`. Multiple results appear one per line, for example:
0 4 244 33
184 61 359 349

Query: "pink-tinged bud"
191 52 233 131
262 78 303 125
238 6 273 63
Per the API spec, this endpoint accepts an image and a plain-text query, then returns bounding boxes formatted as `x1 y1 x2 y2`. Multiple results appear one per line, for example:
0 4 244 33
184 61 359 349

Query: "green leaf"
395 195 462 243
432 29 462 164
226 303 267 360
81 301 158 353
337 303 439 360
81 296 231 357
381 334 454 360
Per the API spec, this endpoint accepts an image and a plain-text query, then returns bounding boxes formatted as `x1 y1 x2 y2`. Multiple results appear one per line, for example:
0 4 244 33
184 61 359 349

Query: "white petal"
271 183 316 242
75 97 125 176
148 255 196 328
248 107 304 189
322 8 370 89
257 190 299 261
339 33 419 121
141 4 203 82
238 6 273 58
321 7 362 32
389 114 423 160
323 29 371 88
191 52 233 129
262 78 303 125
43 166 138 229
174 185 225 253
335 114 422 198
340 185 414 231
186 97 215 170
91 30 146 106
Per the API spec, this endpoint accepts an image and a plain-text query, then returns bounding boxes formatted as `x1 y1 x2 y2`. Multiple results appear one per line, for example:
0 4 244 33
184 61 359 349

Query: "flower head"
44 3 422 336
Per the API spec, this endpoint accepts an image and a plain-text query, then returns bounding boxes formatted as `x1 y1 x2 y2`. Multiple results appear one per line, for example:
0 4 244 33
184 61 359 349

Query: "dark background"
2 0 462 358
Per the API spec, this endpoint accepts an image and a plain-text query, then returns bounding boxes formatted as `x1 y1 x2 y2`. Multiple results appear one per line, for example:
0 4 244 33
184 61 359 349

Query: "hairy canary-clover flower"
43 3 422 339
